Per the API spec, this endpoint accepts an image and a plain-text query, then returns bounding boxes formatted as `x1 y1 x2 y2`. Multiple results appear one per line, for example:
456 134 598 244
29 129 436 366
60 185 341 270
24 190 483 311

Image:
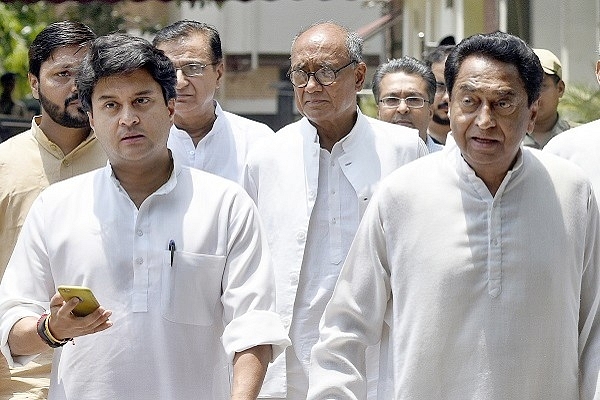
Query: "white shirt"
0 161 290 400
426 134 444 153
308 145 600 400
544 118 600 196
167 101 273 184
244 109 428 398
289 140 359 372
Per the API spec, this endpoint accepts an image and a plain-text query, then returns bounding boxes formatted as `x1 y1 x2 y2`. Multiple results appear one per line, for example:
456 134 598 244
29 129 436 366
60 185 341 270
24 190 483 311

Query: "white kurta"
308 145 600 400
544 118 600 196
0 161 289 400
167 101 273 184
244 109 427 398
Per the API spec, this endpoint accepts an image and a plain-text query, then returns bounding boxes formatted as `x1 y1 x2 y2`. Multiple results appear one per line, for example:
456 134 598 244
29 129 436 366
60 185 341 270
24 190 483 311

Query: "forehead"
156 32 213 61
430 60 446 79
453 55 525 96
92 69 162 102
379 72 429 94
291 25 348 66
43 45 88 69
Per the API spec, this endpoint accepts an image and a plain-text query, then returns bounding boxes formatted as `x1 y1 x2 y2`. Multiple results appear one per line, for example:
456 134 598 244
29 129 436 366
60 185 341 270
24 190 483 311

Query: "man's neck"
38 115 91 155
112 151 173 208
174 109 217 147
427 123 450 144
532 112 559 136
313 112 358 152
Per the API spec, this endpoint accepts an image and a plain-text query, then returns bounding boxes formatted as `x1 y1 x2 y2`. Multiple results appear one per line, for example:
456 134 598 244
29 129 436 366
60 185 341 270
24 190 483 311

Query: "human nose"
175 69 189 89
441 89 449 103
69 77 78 93
396 99 410 113
119 105 139 126
303 74 322 93
476 103 495 129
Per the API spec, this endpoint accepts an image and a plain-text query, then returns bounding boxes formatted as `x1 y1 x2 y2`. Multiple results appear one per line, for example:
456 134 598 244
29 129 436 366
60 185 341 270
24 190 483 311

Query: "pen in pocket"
168 239 176 267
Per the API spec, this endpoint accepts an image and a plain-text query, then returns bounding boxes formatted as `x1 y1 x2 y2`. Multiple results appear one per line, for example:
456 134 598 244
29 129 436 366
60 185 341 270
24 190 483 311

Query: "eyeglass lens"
176 63 210 77
289 61 355 88
380 97 427 109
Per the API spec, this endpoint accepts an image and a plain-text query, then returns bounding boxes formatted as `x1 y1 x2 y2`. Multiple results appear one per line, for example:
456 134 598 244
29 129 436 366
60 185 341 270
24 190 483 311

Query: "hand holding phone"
57 285 101 317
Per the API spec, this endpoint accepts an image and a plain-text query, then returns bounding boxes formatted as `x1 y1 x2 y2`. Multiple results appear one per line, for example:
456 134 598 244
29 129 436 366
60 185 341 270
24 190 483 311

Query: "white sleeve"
307 191 392 399
0 195 53 367
578 188 600 400
220 188 290 362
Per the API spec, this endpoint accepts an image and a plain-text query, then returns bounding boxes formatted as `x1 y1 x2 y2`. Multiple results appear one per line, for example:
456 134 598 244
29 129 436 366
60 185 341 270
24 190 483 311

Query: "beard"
432 112 450 126
38 90 89 129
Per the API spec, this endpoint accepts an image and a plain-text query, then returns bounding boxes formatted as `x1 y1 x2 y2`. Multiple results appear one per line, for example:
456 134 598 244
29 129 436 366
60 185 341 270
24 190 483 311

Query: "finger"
49 292 66 310
79 308 111 328
58 297 82 317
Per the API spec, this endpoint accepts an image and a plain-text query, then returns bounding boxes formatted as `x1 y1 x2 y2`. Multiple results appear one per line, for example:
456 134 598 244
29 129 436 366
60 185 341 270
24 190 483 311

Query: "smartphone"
57 285 101 317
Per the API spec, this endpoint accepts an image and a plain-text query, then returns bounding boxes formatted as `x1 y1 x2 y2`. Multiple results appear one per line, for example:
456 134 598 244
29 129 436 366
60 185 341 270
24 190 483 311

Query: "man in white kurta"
308 32 600 400
167 101 273 184
247 108 426 400
309 145 600 399
0 33 289 400
246 22 427 400
153 21 274 185
0 161 289 400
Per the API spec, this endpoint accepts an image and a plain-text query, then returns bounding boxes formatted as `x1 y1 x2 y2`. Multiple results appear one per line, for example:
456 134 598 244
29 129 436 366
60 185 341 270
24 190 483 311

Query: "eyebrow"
457 82 516 97
96 89 158 101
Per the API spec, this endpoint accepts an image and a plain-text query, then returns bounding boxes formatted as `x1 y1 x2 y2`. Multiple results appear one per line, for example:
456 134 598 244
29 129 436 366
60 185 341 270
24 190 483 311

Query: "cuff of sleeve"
0 309 43 368
222 310 290 363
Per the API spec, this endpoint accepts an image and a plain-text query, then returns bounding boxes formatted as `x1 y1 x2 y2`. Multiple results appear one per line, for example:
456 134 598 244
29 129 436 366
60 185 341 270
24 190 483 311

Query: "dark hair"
445 31 543 106
371 56 436 103
28 21 96 78
153 20 223 63
424 44 455 68
77 33 177 113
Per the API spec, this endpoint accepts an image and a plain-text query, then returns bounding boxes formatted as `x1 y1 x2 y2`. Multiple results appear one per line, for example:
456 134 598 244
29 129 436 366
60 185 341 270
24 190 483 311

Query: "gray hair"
372 56 436 102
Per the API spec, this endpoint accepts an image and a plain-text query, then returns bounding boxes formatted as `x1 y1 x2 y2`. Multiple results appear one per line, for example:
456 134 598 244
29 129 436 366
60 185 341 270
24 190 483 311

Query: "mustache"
64 94 80 108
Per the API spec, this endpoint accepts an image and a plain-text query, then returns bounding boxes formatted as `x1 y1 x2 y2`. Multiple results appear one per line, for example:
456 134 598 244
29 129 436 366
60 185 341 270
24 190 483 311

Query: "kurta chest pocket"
161 250 226 326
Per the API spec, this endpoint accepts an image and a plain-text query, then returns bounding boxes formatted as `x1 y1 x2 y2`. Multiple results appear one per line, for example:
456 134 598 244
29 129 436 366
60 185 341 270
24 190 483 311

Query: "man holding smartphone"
0 34 289 400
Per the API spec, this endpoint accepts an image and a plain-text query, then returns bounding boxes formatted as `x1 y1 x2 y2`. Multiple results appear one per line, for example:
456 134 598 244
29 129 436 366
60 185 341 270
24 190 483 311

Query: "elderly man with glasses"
372 56 444 153
243 21 427 400
153 21 274 184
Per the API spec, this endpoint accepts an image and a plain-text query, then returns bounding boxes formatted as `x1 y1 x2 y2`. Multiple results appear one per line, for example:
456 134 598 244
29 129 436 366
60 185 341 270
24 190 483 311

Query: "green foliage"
0 2 52 100
0 1 166 104
358 90 378 118
558 83 600 124
60 2 126 36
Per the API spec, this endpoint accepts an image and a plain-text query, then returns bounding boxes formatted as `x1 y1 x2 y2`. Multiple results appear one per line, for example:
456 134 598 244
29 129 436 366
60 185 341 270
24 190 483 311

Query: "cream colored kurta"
309 145 600 400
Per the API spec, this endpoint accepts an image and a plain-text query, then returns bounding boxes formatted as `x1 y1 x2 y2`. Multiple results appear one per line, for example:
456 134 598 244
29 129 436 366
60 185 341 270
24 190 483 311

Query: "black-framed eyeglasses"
288 60 356 88
379 96 430 109
435 81 447 93
175 62 219 77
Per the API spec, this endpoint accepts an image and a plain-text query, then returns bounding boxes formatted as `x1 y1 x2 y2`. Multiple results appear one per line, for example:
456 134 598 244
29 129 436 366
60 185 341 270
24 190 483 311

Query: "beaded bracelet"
36 313 72 348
